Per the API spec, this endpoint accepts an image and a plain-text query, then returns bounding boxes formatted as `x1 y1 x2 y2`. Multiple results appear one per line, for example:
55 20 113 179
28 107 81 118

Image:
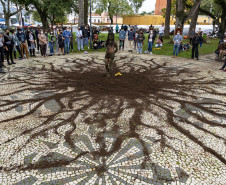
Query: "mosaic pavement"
0 53 225 185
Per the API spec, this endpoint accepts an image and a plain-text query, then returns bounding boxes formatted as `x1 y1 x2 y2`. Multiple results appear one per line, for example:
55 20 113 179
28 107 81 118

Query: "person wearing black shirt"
4 30 16 65
191 32 200 60
58 30 65 56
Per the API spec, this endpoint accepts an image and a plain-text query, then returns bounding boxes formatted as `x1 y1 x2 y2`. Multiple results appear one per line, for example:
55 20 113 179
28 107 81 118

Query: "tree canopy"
94 0 145 24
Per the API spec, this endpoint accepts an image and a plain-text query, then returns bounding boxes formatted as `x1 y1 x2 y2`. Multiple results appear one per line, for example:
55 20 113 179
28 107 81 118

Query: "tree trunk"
164 0 171 38
78 0 84 27
5 14 10 28
110 16 113 25
41 15 49 31
84 0 88 25
188 4 200 37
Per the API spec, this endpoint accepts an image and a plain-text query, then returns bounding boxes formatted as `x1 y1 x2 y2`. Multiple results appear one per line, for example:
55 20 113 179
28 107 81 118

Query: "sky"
138 0 156 13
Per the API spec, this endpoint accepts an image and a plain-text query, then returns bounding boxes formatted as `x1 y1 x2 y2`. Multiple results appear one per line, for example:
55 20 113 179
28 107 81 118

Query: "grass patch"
16 33 218 59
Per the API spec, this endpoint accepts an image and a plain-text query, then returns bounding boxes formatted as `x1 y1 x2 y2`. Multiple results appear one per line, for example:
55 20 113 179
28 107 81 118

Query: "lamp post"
89 0 92 49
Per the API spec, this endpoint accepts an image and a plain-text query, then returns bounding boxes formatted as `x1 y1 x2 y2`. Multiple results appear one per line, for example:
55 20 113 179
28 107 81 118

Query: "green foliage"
94 0 145 21
139 11 154 15
32 11 41 22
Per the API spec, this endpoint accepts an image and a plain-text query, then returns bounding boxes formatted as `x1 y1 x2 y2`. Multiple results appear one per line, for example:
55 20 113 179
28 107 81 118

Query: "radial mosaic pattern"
0 54 225 185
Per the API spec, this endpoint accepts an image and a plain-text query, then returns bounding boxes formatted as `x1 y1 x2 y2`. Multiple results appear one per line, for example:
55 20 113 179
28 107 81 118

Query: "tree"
164 0 172 38
14 0 73 30
78 0 84 26
175 0 202 33
32 11 41 22
187 0 226 38
0 0 23 27
188 4 200 37
84 0 88 25
94 0 145 24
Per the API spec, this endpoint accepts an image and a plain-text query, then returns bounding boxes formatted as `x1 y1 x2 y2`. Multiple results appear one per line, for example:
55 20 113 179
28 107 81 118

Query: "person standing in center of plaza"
76 27 83 52
128 27 135 52
63 27 71 54
172 31 183 57
119 28 126 51
137 30 145 54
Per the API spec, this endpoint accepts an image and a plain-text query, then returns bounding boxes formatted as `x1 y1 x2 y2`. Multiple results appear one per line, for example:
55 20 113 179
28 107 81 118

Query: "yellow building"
123 15 213 25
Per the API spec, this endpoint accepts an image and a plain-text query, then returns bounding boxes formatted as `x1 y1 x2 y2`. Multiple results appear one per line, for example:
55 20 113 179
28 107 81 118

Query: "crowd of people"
0 24 103 73
0 22 225 73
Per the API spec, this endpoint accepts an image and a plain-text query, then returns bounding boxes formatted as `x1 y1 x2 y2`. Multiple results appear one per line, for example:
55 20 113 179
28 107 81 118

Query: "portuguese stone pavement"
0 52 225 185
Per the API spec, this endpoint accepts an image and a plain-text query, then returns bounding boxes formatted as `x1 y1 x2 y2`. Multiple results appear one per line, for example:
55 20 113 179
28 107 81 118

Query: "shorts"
159 33 164 37
105 53 115 59
59 42 64 48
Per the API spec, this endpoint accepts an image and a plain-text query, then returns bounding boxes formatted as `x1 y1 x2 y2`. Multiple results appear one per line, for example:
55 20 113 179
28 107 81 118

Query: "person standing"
83 26 89 50
38 30 47 57
198 28 203 48
159 23 165 42
35 25 40 53
172 31 183 57
58 30 65 56
217 37 226 61
63 27 71 54
119 29 126 51
191 32 200 60
27 29 36 57
134 30 139 50
175 25 182 35
12 30 23 59
104 32 118 77
48 31 56 55
4 30 16 65
55 27 59 53
17 28 29 59
189 28 195 44
137 30 145 54
0 32 5 73
116 24 119 34
69 28 74 52
148 30 155 54
128 27 135 52
76 27 83 51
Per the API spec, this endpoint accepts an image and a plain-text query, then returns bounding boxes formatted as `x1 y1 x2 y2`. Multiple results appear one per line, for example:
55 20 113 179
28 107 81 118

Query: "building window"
204 20 206 23
94 19 96 23
98 19 100 23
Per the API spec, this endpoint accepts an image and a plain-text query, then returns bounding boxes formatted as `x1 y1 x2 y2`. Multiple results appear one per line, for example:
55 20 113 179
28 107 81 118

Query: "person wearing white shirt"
76 27 83 51
159 23 165 43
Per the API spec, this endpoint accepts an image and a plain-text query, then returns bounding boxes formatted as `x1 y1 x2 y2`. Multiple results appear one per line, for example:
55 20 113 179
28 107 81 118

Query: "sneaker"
88 47 90 49
11 61 16 64
224 69 226 72
150 52 153 54
219 68 224 71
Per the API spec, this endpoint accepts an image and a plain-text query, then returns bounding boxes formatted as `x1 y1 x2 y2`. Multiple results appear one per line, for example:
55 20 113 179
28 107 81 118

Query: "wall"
123 15 213 26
